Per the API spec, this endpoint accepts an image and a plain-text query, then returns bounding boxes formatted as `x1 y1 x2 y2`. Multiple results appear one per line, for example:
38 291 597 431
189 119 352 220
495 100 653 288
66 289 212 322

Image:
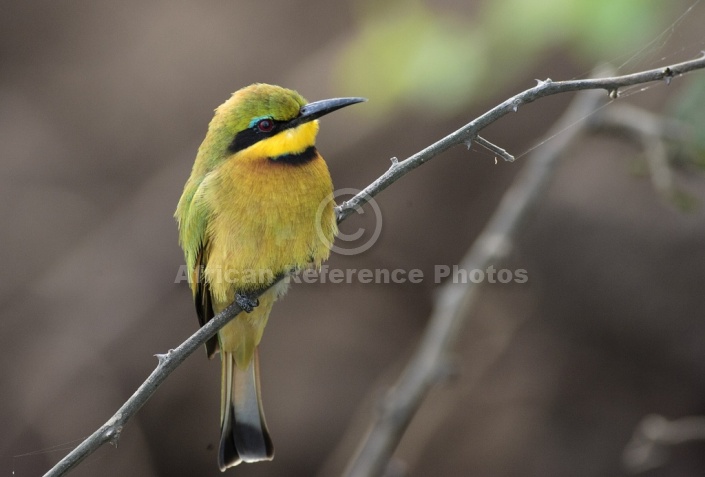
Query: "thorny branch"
335 53 705 222
341 70 610 477
44 53 705 477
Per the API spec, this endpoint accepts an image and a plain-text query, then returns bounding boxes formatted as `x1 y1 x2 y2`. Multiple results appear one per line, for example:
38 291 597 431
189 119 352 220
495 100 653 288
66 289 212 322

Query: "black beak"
287 97 366 129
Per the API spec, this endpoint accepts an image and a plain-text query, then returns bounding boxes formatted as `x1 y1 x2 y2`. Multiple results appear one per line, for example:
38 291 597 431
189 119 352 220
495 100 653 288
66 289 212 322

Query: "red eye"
257 119 274 133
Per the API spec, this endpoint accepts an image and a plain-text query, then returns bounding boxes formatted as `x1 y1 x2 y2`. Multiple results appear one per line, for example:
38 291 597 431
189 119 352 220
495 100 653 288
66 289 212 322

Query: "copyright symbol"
316 187 383 256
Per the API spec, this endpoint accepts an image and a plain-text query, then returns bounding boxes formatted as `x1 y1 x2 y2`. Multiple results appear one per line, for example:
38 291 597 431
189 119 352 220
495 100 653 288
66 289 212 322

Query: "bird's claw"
235 292 259 313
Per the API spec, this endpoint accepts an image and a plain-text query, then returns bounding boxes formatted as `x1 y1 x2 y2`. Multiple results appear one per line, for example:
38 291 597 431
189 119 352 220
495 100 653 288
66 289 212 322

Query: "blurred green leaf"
336 2 484 117
669 188 699 211
336 0 679 118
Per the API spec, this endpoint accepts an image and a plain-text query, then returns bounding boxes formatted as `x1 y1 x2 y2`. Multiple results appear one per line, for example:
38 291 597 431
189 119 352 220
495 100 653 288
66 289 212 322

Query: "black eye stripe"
228 128 258 153
228 119 284 153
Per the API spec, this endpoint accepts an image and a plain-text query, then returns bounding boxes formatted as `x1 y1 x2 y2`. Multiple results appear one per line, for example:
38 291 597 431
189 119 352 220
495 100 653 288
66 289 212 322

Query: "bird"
175 83 364 471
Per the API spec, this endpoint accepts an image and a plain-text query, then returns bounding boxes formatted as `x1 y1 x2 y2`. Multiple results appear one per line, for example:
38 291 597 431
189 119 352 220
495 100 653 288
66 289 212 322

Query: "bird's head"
206 83 365 162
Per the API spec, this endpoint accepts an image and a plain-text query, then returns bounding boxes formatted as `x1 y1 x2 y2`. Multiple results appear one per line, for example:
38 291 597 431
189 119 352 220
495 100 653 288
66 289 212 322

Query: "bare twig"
44 53 705 477
341 72 609 477
41 283 284 477
335 53 705 223
474 135 516 162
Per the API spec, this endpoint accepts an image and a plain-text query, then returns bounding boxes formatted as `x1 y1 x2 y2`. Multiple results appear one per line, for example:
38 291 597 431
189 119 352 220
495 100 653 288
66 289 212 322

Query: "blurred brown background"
2 1 705 476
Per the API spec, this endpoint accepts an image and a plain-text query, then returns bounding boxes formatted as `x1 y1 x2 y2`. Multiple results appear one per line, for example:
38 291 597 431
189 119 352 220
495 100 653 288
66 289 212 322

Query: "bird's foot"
235 292 259 313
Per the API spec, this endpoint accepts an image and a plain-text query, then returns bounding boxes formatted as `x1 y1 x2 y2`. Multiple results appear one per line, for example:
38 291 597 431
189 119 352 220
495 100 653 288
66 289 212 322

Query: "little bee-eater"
175 83 364 470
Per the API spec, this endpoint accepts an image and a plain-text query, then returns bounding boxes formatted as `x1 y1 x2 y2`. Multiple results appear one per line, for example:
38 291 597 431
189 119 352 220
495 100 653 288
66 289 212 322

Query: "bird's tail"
219 349 274 471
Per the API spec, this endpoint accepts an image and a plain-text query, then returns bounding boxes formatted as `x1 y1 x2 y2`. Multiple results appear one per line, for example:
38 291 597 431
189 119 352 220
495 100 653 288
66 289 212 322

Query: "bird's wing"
177 172 220 359
194 247 219 359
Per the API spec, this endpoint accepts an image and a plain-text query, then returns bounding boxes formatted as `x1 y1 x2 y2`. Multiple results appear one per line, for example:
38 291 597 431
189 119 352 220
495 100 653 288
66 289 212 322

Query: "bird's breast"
203 153 337 300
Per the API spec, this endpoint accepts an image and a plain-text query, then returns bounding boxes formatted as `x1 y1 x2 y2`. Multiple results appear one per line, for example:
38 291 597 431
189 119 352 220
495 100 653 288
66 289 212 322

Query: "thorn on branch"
609 88 620 99
105 426 122 447
511 99 521 112
663 67 673 85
